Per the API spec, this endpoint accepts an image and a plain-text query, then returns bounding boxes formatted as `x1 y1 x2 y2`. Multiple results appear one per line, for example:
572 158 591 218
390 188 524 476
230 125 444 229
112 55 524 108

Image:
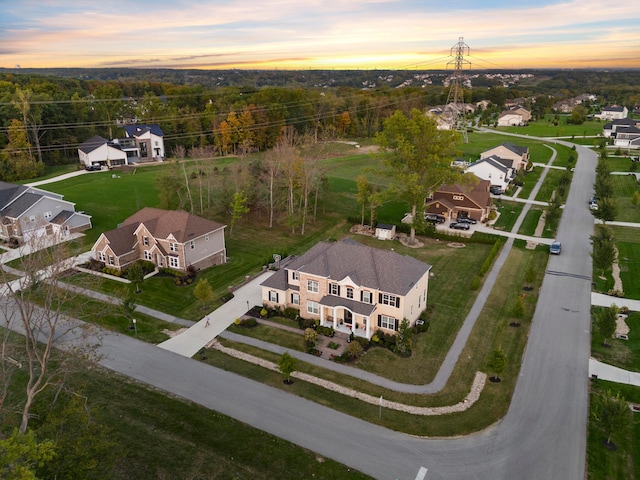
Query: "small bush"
238 317 257 328
471 276 480 290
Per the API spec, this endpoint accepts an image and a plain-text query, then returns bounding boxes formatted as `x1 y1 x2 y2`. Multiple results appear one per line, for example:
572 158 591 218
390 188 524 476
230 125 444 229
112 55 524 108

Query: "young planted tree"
591 224 616 278
632 191 640 208
356 175 372 226
596 305 618 348
193 278 214 311
127 262 144 294
486 346 508 382
376 109 461 245
278 352 297 385
592 389 631 448
396 318 413 356
120 289 137 329
229 190 250 234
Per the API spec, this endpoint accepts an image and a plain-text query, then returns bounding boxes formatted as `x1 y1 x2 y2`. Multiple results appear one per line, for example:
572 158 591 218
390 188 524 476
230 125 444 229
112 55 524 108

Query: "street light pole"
133 318 137 335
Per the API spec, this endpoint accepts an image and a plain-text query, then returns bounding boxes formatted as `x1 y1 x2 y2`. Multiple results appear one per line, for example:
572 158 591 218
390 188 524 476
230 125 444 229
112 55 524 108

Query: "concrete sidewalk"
591 292 640 312
589 358 640 387
157 270 275 357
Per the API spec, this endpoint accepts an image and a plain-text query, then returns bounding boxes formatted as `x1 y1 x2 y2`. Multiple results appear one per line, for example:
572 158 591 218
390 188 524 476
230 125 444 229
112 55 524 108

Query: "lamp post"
132 318 137 335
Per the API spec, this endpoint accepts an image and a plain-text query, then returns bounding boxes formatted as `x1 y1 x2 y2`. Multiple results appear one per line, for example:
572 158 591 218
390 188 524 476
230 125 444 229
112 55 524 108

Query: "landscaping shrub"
297 316 316 330
316 325 334 337
354 336 370 350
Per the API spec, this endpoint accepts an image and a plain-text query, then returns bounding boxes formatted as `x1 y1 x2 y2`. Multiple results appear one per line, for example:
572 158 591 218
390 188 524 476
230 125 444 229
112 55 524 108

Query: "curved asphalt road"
88 137 598 479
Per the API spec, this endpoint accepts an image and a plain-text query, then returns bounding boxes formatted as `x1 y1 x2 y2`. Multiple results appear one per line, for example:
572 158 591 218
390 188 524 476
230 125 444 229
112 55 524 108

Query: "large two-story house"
480 142 530 171
92 208 226 272
466 156 515 192
260 238 431 339
0 181 92 243
425 179 492 223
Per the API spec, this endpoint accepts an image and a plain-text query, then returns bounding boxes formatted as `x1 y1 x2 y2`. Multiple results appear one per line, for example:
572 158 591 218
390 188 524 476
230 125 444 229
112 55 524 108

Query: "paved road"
86 138 597 479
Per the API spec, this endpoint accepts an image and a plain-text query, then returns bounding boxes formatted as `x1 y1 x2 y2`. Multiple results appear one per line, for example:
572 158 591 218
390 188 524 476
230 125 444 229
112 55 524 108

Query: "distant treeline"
0 68 639 167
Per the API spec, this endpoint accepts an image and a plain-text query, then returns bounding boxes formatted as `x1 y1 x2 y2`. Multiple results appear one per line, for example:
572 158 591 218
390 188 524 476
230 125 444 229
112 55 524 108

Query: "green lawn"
517 166 543 199
609 226 640 299
518 207 543 236
492 200 524 232
611 175 640 223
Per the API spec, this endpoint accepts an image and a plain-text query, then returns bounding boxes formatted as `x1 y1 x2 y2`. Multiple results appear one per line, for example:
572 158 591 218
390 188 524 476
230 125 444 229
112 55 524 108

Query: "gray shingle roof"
120 208 225 243
0 192 40 218
124 124 164 137
78 135 109 154
272 238 431 296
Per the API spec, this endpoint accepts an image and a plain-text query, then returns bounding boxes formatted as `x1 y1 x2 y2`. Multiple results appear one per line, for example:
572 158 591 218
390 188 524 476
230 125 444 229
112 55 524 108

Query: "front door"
344 310 353 325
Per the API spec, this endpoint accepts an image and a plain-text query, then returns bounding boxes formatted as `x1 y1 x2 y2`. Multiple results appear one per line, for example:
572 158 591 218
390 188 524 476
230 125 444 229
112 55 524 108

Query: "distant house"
613 127 640 149
480 142 530 171
78 135 128 168
92 208 226 272
595 105 628 121
497 106 531 127
122 124 165 162
0 182 91 243
466 156 515 192
260 238 431 339
603 118 640 138
425 179 492 222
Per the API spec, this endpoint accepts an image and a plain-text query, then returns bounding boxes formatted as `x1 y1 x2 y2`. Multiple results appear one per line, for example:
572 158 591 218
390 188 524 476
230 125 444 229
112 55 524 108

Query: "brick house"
260 238 431 339
91 208 226 272
425 179 492 222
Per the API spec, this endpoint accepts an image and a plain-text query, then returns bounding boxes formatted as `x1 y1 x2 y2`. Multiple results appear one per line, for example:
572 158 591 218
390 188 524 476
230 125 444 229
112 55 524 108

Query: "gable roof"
0 192 41 218
123 124 164 137
121 208 225 243
0 182 27 209
467 156 511 175
499 142 528 157
78 135 109 154
602 105 626 112
265 238 431 297
436 179 491 208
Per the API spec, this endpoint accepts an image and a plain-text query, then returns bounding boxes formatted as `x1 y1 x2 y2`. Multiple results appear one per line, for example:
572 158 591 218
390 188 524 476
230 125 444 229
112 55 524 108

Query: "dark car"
85 164 102 171
456 216 477 225
489 185 503 195
449 222 470 231
425 213 446 224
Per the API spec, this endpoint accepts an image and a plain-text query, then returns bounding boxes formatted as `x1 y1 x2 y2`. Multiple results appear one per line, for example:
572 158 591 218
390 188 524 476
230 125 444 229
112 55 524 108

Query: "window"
144 250 152 260
346 287 354 299
109 256 114 265
98 252 105 262
190 241 195 250
307 301 319 315
169 256 179 269
378 314 397 331
44 211 52 219
269 291 279 303
292 271 299 281
453 195 464 201
329 283 340 296
361 291 372 304
143 236 149 246
307 280 319 293
169 243 178 252
291 293 300 305
379 293 399 307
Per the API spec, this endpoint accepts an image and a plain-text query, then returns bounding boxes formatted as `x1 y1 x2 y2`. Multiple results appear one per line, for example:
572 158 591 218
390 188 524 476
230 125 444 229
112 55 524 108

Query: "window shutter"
395 297 400 308
275 292 279 303
394 318 399 331
378 293 383 303
360 291 364 302
377 315 382 327
337 285 341 296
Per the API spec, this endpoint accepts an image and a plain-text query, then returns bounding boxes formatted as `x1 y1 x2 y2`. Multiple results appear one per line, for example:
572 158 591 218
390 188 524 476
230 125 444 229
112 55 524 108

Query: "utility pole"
444 37 471 143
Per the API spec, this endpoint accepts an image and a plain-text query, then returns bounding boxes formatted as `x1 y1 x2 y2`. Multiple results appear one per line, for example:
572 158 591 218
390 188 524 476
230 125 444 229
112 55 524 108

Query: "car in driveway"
489 185 503 195
449 222 470 231
549 241 561 254
425 213 446 224
85 164 102 171
456 216 477 225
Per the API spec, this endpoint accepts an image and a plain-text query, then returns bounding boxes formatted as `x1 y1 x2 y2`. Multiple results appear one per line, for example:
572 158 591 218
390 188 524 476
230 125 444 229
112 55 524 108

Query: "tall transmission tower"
444 37 471 143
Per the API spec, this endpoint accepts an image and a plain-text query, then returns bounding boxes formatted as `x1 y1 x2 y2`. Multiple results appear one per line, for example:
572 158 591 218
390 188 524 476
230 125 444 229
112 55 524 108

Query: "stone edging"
208 340 487 416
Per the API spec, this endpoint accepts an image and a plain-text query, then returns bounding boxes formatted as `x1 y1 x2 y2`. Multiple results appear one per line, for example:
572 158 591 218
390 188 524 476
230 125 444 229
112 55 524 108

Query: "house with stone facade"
260 238 431 339
91 208 226 272
425 179 492 223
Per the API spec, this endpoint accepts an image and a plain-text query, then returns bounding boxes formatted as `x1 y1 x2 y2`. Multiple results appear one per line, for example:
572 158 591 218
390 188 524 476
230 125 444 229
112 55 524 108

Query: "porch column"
320 305 325 324
365 316 370 339
332 306 337 330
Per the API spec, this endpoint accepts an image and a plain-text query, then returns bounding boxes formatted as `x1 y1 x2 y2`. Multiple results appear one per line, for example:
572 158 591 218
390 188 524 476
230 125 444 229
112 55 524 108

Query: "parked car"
425 213 446 224
456 216 477 225
85 164 102 171
550 241 561 255
588 196 598 210
489 186 503 195
449 222 470 231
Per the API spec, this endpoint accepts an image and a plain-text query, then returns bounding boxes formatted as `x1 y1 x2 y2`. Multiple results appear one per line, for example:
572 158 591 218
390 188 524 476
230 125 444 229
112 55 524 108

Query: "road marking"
414 466 428 480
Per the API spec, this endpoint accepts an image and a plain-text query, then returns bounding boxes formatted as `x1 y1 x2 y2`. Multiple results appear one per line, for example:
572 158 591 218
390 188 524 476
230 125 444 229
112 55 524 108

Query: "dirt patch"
163 327 188 338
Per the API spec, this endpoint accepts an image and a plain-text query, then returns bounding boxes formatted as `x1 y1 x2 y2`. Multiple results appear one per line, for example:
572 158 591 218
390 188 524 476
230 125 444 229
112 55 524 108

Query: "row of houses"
601 110 640 150
78 124 165 168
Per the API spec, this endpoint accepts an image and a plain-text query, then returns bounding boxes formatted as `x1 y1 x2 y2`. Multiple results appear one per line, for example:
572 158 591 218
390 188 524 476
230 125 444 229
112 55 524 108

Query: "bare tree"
1 234 99 433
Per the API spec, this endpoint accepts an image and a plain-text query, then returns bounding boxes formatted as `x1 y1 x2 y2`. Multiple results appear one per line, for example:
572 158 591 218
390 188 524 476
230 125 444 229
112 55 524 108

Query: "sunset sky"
2 0 639 70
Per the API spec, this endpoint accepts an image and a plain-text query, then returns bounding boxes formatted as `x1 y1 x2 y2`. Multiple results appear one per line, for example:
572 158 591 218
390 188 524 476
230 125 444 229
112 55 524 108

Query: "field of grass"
588 379 640 480
459 131 554 164
518 207 544 236
494 117 605 138
591 308 640 372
